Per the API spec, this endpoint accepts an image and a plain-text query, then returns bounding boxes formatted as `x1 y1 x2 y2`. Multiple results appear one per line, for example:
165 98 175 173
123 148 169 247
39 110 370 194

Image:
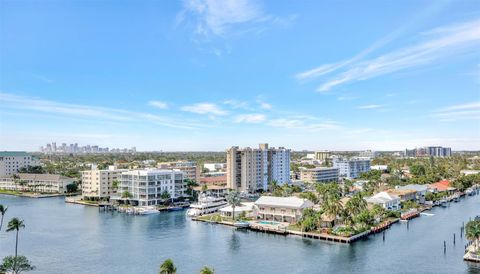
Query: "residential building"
199 173 227 187
300 167 339 183
253 196 314 223
365 192 400 210
158 161 199 182
114 169 184 206
314 151 330 161
386 189 417 202
203 163 226 172
81 165 127 199
359 150 377 159
0 173 74 193
428 180 455 193
397 184 428 203
404 146 452 158
219 202 255 218
226 143 290 193
0 151 39 177
371 165 388 171
332 157 371 179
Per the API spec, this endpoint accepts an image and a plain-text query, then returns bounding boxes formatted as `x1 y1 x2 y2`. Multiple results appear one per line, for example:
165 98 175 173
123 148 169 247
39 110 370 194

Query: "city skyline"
1 1 479 151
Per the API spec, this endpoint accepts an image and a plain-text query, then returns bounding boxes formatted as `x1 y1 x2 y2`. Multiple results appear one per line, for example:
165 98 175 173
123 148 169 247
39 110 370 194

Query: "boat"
234 221 250 228
186 194 228 217
440 199 448 207
466 188 474 196
167 206 184 212
136 206 160 215
453 194 460 202
434 200 440 206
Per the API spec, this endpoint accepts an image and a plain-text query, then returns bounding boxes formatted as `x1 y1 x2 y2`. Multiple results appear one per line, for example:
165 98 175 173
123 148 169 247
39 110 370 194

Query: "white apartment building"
314 151 330 161
158 161 199 182
226 143 290 193
81 165 127 199
300 167 339 183
333 157 371 179
115 169 184 206
0 152 39 177
0 173 74 193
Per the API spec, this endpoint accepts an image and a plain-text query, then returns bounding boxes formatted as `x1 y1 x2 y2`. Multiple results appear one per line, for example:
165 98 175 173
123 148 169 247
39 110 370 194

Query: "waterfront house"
397 184 428 203
365 192 400 210
428 180 455 193
253 196 314 223
0 173 74 193
219 202 255 218
386 189 417 202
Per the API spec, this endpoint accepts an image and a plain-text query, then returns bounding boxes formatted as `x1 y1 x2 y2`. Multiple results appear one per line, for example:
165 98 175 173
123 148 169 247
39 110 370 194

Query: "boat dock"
464 242 480 263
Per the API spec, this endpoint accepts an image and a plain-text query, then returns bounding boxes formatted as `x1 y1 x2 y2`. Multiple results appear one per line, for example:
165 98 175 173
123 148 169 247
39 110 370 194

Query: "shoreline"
0 192 67 199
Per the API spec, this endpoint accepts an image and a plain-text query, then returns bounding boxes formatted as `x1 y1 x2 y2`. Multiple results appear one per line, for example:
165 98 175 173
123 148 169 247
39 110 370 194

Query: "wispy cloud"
180 102 227 116
234 113 266 123
337 96 357 101
432 101 480 121
179 0 265 37
267 118 342 131
357 104 384 109
295 19 480 92
148 100 168 109
223 99 250 109
0 92 199 130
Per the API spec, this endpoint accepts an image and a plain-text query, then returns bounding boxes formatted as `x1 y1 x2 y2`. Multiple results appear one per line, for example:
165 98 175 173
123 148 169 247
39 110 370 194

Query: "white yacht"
136 206 160 215
186 194 227 217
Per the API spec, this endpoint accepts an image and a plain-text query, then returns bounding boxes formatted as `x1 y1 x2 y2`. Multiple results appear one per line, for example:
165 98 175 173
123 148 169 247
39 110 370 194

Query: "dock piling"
444 241 446 253
454 233 456 245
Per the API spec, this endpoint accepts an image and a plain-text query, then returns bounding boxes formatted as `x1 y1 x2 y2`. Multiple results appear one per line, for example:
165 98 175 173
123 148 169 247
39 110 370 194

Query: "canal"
0 194 479 273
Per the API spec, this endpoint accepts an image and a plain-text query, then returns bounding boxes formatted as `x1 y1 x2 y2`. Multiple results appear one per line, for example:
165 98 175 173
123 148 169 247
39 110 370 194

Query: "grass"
0 189 20 195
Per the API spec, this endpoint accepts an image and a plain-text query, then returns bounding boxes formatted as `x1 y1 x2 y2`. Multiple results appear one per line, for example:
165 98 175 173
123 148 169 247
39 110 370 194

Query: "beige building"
158 161 199 182
227 143 290 193
300 167 339 183
81 165 127 199
314 151 330 161
254 196 314 223
0 173 74 193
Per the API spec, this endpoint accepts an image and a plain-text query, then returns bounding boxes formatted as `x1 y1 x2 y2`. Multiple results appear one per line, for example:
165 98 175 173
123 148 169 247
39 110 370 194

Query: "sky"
0 0 479 151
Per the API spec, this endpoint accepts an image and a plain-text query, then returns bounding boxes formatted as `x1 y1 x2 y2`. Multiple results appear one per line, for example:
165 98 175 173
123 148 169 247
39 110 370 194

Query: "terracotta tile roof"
428 180 453 191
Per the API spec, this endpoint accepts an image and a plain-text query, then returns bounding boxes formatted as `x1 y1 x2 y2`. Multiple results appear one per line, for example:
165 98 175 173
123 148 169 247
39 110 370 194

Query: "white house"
397 184 429 204
219 202 255 218
365 192 400 210
254 196 314 223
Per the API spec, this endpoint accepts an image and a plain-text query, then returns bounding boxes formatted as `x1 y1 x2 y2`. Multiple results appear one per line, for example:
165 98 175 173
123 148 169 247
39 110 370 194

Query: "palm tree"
200 266 214 274
159 259 177 274
268 180 279 192
6 218 25 258
322 197 343 225
226 190 241 221
0 204 7 231
11 174 20 191
111 180 120 194
465 220 480 252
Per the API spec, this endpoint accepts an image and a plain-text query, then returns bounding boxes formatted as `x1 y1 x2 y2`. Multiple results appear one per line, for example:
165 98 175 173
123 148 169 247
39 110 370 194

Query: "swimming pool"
257 221 279 225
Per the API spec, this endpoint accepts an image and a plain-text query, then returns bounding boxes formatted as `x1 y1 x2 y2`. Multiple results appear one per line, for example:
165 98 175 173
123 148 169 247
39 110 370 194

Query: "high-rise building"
226 143 290 193
404 146 452 158
332 157 371 179
0 151 40 177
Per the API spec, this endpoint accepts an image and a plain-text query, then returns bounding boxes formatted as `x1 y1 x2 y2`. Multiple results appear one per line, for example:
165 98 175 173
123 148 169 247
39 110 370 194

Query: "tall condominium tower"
226 143 290 193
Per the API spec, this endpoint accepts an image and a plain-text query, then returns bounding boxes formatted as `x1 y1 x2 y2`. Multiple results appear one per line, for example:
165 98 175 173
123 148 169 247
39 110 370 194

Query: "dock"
464 242 480 263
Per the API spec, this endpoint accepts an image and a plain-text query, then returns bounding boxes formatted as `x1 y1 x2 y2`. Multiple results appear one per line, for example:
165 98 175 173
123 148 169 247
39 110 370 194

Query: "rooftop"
255 196 314 209
0 151 31 157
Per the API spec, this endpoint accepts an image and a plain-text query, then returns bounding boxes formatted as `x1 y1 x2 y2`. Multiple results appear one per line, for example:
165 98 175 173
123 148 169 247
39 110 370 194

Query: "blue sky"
0 0 479 151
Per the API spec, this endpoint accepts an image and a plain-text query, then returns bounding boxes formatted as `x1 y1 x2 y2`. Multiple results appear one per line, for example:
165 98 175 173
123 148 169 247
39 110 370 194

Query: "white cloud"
180 102 227 115
337 96 356 101
0 92 199 130
180 0 264 37
223 99 249 109
259 102 272 110
295 19 480 92
234 114 266 123
148 100 168 109
432 101 480 121
357 104 384 109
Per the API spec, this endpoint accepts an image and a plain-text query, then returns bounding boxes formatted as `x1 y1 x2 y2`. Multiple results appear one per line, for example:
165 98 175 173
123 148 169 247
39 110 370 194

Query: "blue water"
0 194 479 274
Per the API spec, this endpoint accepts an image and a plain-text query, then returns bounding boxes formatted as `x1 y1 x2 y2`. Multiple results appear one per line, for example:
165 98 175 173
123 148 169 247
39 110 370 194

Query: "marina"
0 193 479 273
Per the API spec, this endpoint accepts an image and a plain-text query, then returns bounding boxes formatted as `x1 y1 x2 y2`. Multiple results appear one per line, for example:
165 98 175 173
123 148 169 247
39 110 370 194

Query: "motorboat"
234 221 250 228
186 194 227 217
440 199 448 207
466 188 474 196
136 206 160 215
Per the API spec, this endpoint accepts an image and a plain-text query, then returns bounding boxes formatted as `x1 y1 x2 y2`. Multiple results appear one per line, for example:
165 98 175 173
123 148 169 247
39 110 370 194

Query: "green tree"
66 183 78 193
355 210 375 228
201 184 208 193
111 180 120 193
410 164 426 176
465 220 480 252
226 190 241 221
0 204 7 231
121 191 133 199
0 255 35 274
159 259 177 274
161 190 171 201
200 266 215 274
299 192 318 204
6 218 25 258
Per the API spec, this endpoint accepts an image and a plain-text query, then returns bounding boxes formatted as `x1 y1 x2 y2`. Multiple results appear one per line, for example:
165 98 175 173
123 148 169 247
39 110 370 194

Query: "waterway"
0 194 479 274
